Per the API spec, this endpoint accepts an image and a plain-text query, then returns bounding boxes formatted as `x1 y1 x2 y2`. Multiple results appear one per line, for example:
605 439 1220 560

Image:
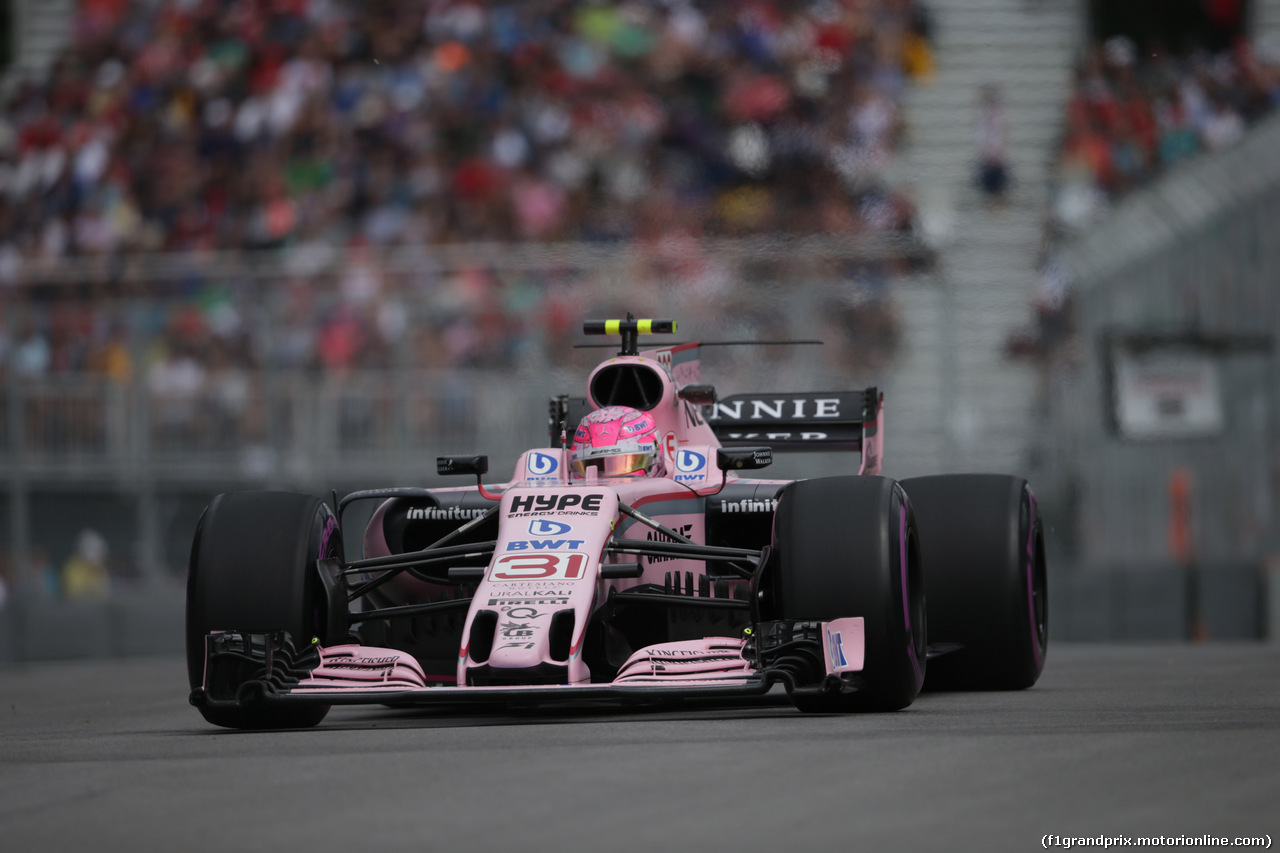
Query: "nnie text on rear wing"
704 390 883 474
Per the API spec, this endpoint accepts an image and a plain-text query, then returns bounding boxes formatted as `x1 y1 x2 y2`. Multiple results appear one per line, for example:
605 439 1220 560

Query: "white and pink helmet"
570 406 663 478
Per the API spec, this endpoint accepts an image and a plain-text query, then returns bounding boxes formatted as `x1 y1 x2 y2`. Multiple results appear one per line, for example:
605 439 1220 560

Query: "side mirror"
437 455 489 477
678 384 717 406
716 446 772 471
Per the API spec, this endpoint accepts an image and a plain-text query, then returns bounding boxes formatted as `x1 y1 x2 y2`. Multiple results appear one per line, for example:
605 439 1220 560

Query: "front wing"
190 619 866 712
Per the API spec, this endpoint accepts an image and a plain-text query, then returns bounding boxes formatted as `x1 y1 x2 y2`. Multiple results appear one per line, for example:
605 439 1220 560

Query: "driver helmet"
570 406 663 478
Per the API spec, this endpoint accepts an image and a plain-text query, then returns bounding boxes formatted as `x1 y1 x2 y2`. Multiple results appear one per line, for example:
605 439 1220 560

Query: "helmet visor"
571 453 654 478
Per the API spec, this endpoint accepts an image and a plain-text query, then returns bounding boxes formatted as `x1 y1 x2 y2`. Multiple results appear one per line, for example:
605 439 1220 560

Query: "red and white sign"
1113 348 1224 439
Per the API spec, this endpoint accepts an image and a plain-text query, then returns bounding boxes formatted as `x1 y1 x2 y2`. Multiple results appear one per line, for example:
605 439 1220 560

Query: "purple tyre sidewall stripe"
900 501 923 686
1026 490 1044 669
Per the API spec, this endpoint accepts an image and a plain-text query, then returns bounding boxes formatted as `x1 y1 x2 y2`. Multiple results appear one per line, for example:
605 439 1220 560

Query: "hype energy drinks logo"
526 451 560 483
674 449 707 483
507 493 605 517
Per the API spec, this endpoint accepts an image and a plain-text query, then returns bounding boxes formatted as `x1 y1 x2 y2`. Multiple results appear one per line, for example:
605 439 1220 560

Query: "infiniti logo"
529 519 572 536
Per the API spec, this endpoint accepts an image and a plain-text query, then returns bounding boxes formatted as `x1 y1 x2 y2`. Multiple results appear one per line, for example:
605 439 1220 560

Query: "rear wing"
705 389 884 474
560 324 884 474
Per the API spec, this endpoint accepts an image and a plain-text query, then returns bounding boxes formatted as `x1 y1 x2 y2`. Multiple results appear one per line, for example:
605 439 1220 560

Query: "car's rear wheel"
900 474 1047 691
187 491 341 729
772 476 926 712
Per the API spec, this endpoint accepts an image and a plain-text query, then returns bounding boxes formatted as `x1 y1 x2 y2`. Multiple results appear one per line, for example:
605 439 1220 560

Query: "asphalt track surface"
2 645 1277 853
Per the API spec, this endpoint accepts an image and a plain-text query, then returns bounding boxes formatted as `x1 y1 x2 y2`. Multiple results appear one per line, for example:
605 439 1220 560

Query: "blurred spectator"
11 318 52 379
149 335 207 447
903 4 936 84
975 84 1010 202
87 320 134 383
1033 241 1073 351
203 339 254 448
61 529 111 601
1200 93 1245 149
28 547 59 599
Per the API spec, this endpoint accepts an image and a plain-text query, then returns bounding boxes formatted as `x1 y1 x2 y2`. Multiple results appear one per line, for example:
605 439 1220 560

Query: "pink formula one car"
187 317 1048 729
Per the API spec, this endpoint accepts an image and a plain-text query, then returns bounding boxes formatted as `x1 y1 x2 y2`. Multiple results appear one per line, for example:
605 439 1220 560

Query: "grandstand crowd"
0 0 935 396
0 2 1276 393
1021 31 1280 359
3 2 1278 599
1049 33 1280 233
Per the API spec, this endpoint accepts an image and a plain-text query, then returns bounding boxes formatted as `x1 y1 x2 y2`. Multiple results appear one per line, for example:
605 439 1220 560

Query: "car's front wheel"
771 476 926 712
187 491 341 729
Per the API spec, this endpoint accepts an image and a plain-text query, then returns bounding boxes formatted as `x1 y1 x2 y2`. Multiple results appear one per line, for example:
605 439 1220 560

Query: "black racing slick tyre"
187 491 341 729
900 474 1048 691
772 476 926 712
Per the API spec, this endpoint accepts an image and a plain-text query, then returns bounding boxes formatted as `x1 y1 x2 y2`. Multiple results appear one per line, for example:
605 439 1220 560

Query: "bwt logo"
506 539 585 551
527 452 558 476
676 450 706 473
674 449 707 483
529 519 572 537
